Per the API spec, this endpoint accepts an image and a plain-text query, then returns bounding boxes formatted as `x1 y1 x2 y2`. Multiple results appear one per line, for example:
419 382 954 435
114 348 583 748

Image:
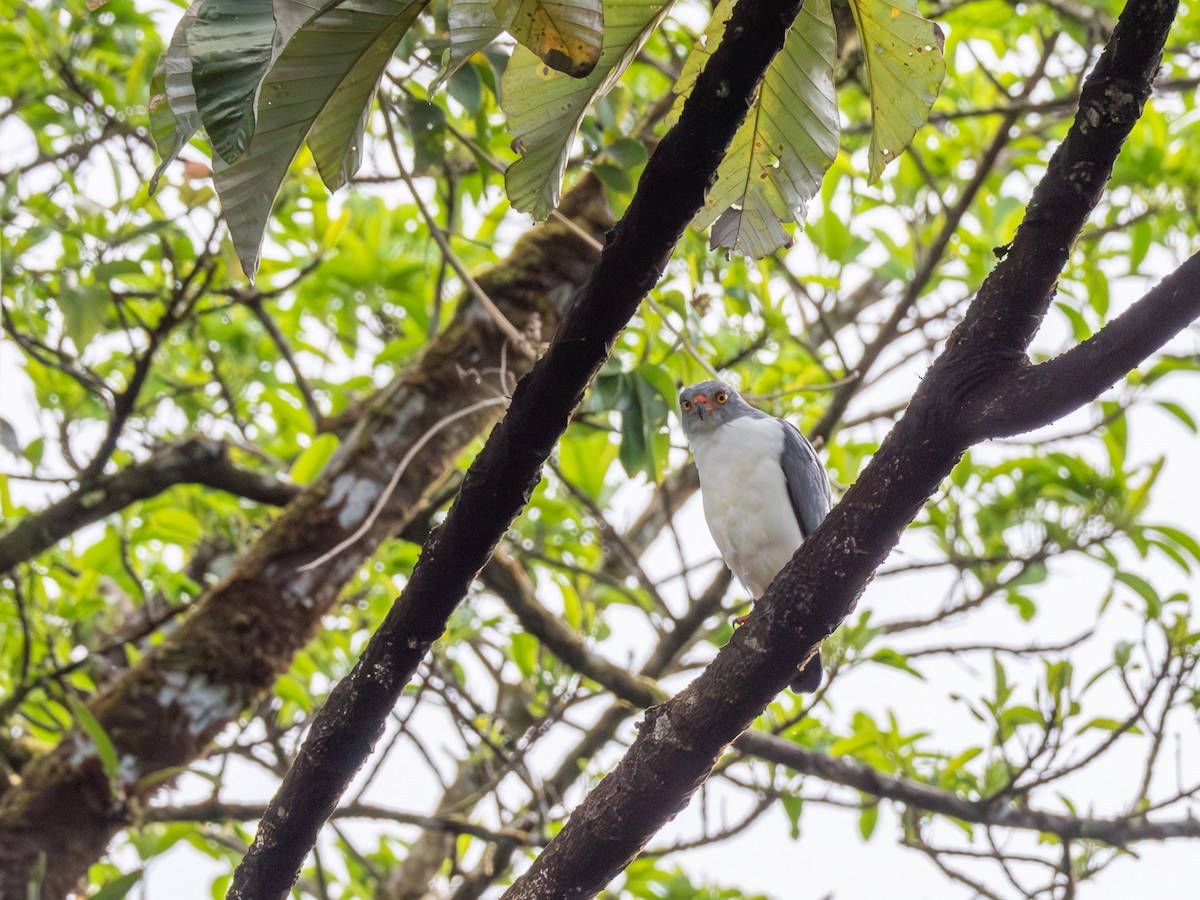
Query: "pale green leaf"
0 418 19 458
148 4 201 194
848 0 945 181
291 433 341 485
1114 570 1161 617
1077 717 1142 736
308 1 429 192
688 0 840 257
145 508 203 546
1155 400 1197 434
439 0 504 91
502 0 671 219
58 284 109 349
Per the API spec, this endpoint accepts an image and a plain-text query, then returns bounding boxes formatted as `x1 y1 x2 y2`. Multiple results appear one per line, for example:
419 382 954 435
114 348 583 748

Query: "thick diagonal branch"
973 251 1200 436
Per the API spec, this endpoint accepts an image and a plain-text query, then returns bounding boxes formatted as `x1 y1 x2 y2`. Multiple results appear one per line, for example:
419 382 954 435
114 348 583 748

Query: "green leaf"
65 694 122 798
291 434 341 485
91 869 145 900
1006 591 1036 621
0 417 19 458
1155 400 1197 434
189 0 276 163
145 508 203 546
448 63 484 115
58 284 109 349
148 4 201 194
512 631 539 676
848 0 946 181
780 793 803 840
275 673 314 713
1114 570 1161 618
1147 524 1200 569
870 647 924 678
213 0 428 278
408 100 448 175
440 0 505 91
1077 717 1142 735
858 801 879 840
558 428 618 498
687 0 840 257
502 0 671 219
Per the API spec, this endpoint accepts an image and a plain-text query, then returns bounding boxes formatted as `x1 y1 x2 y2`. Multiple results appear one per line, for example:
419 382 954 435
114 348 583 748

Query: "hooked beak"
693 394 713 420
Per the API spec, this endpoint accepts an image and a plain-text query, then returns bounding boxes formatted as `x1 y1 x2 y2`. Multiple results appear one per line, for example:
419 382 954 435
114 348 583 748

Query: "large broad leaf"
441 0 603 88
502 0 672 220
149 1 335 187
188 0 339 164
848 0 945 181
685 0 840 257
189 0 276 163
440 0 504 89
148 4 201 194
213 0 428 279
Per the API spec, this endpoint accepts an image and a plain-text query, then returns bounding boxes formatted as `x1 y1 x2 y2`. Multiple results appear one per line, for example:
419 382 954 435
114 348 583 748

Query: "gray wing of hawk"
780 420 832 537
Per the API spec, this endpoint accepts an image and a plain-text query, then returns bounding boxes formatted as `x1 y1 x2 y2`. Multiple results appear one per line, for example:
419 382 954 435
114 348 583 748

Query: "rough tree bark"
0 180 612 898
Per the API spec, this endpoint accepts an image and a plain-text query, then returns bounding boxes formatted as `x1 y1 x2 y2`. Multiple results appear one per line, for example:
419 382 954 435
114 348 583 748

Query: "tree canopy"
1 0 1199 898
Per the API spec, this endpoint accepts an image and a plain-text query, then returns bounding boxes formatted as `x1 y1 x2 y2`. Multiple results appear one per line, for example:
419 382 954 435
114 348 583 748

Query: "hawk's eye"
681 399 692 411
715 391 729 405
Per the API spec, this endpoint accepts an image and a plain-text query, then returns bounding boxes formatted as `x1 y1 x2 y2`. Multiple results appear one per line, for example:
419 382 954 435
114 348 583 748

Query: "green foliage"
144 0 948 273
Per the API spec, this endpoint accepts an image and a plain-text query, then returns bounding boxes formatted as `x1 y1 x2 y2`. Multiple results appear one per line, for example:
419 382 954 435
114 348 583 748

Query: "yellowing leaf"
848 0 945 180
497 0 604 76
502 0 671 219
443 0 603 87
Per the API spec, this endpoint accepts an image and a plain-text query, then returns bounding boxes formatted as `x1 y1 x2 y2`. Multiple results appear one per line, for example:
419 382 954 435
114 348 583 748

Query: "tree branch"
0 177 612 898
974 251 1200 436
143 800 542 846
737 730 1200 844
0 437 298 574
943 0 1175 364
